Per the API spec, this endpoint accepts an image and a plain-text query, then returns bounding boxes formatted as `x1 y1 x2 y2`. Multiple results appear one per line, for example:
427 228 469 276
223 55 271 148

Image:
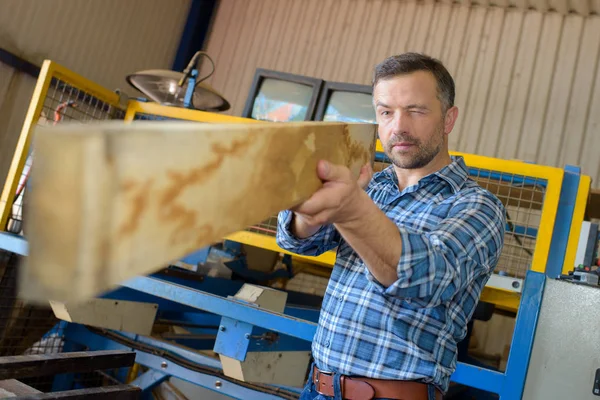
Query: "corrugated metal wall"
202 0 600 187
0 0 191 185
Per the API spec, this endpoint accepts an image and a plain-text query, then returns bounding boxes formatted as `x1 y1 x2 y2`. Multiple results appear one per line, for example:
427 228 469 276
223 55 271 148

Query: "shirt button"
325 340 330 347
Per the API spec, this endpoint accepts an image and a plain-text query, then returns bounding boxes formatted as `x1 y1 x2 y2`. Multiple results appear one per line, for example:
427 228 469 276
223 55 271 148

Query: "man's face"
373 71 455 170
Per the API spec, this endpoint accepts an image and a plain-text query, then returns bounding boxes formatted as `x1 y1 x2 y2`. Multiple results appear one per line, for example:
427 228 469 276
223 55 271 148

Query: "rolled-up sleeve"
276 210 341 256
365 191 506 307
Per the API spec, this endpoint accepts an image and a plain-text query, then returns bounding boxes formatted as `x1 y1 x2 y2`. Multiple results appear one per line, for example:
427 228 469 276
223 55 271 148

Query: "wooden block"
218 284 310 387
0 379 42 396
21 121 376 302
49 299 158 335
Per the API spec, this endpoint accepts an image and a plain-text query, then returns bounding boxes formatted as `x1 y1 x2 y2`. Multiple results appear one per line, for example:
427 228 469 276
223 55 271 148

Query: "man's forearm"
335 191 402 287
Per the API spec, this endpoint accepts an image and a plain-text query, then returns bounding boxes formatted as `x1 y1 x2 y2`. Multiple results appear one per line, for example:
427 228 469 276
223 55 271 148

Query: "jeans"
299 365 439 400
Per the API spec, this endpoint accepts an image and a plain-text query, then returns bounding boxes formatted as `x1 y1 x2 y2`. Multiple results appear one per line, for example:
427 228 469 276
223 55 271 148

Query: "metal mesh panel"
470 167 546 278
6 77 126 235
0 251 63 389
246 215 279 236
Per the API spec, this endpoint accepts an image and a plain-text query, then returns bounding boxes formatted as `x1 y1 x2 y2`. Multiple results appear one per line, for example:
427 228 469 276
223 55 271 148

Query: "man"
276 53 506 400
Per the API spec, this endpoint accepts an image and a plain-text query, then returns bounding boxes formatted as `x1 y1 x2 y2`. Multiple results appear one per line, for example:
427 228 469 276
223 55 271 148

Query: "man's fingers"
317 160 351 182
357 163 374 189
292 189 338 216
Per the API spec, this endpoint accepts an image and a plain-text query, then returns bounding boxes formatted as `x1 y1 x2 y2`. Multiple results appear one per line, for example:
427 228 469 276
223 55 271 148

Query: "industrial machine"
0 59 595 399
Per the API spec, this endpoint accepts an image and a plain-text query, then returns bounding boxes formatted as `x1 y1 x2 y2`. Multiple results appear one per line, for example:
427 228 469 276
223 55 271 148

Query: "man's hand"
291 160 373 234
290 159 401 286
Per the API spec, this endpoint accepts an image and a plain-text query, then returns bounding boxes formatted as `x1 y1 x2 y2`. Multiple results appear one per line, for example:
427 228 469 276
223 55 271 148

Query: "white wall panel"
203 0 600 187
0 0 190 184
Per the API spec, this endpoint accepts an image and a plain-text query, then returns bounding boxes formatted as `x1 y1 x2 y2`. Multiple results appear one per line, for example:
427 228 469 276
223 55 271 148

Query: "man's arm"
334 189 403 286
336 190 506 306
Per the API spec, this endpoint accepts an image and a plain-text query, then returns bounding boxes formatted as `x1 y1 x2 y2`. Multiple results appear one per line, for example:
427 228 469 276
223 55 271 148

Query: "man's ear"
444 106 459 135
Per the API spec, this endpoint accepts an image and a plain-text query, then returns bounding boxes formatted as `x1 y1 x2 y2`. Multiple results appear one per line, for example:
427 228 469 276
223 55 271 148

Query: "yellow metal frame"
0 60 124 229
124 101 257 124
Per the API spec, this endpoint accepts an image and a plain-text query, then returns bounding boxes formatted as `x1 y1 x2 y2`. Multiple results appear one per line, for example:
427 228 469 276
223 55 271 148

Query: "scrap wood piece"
0 379 42 395
21 121 376 302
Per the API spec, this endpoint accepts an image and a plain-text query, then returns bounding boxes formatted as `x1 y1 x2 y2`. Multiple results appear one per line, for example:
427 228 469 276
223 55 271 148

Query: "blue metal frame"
121 276 318 342
0 231 27 255
545 165 580 277
0 46 40 77
452 270 545 399
172 0 218 72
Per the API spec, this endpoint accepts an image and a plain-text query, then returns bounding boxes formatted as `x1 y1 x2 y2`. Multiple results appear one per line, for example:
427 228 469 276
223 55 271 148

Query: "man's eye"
381 111 390 116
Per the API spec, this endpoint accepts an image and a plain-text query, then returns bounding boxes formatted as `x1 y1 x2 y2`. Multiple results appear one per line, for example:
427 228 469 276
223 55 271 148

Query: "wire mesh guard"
247 159 546 280
1 76 127 391
7 77 126 235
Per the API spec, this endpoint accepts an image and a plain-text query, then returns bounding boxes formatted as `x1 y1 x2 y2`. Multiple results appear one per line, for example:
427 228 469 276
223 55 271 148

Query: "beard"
382 121 445 170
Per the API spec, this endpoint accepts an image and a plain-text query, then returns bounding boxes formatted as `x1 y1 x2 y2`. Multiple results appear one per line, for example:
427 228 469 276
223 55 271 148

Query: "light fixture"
126 52 230 112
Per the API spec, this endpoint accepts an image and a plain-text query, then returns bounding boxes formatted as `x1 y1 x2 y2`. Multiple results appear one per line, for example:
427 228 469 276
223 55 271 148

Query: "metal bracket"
213 316 254 362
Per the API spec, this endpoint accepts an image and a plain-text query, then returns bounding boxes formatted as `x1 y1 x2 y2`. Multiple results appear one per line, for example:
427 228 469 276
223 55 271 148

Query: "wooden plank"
0 379 42 395
21 121 376 302
49 299 158 335
13 385 141 399
0 350 136 380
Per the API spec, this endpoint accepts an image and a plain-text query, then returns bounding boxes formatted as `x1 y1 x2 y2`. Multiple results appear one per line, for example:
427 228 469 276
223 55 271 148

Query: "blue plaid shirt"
276 156 505 392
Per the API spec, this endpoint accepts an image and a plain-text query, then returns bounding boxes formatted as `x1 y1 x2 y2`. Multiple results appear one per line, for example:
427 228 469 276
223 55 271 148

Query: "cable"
505 210 534 257
177 51 215 87
87 327 300 400
195 52 215 85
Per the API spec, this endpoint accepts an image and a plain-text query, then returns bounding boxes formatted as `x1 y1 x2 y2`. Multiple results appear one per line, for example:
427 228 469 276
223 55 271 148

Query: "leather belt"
312 365 442 400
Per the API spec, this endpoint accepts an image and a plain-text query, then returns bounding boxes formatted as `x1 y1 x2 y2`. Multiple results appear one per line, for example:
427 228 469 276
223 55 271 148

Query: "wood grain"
20 121 376 302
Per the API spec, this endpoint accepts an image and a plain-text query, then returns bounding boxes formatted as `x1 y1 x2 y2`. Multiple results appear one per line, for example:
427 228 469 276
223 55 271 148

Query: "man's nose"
391 111 410 132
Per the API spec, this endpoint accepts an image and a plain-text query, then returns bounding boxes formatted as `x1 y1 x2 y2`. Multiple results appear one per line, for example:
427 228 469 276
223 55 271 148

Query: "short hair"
372 53 455 112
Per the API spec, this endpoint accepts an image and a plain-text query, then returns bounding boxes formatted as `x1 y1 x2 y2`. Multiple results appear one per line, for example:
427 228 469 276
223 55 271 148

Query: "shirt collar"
376 155 469 194
434 155 469 193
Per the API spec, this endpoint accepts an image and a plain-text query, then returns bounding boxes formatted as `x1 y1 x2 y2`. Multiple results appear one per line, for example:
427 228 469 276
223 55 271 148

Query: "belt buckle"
314 367 333 394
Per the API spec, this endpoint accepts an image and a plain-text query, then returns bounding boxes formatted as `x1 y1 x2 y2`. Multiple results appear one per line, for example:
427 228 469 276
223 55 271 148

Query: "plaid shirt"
276 156 505 392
